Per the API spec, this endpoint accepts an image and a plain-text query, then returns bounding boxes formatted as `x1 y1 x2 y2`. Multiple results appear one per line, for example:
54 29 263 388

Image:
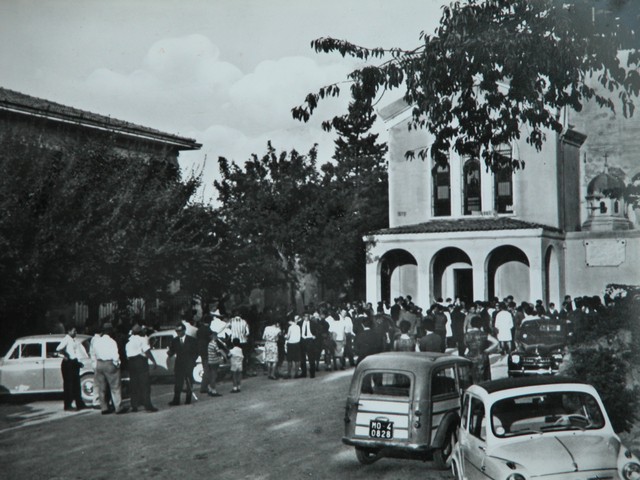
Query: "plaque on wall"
584 239 626 267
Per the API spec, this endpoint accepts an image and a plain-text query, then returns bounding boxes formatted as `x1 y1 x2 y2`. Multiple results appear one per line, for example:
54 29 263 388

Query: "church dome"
587 172 625 197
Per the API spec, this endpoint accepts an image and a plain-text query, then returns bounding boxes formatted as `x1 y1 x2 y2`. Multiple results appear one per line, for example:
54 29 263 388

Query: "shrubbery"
562 291 640 433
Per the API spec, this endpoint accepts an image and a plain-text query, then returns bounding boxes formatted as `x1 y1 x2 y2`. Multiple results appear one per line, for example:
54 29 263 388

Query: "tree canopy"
0 138 219 337
292 0 640 171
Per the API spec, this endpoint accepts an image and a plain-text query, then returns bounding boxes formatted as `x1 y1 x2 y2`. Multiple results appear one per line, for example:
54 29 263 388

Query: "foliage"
564 346 638 433
563 294 640 433
313 84 389 297
0 138 219 333
292 0 640 171
214 142 324 298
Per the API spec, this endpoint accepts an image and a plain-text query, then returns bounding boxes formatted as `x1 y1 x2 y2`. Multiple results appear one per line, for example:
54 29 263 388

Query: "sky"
0 0 447 202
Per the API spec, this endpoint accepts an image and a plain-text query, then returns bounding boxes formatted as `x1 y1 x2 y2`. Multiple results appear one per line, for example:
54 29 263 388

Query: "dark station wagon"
342 352 473 469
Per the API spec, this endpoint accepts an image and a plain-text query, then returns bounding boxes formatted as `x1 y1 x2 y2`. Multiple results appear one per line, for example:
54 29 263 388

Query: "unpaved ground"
1 356 638 480
0 367 453 480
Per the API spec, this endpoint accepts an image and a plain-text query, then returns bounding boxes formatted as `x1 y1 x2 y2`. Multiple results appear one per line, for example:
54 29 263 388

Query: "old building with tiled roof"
0 87 201 166
365 98 640 307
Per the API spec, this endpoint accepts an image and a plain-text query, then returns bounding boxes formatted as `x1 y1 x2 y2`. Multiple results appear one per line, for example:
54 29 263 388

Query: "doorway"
454 269 473 305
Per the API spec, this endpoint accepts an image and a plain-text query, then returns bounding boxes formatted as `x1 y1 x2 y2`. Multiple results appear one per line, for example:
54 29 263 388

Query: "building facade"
365 99 640 309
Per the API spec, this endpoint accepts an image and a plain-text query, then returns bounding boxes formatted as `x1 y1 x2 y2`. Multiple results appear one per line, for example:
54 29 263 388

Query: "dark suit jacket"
298 319 320 340
168 335 198 374
354 328 384 363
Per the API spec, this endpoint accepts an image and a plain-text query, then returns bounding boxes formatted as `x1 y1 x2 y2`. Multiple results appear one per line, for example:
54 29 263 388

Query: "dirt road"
0 368 453 480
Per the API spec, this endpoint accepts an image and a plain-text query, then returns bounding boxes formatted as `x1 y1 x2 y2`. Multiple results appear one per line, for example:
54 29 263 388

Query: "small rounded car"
147 330 229 384
0 334 95 405
508 317 570 377
342 351 473 469
452 375 640 480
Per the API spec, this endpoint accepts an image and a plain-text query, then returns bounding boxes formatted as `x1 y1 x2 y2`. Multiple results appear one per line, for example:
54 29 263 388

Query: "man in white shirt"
228 312 250 373
328 311 347 370
56 327 88 411
125 324 158 412
91 323 127 414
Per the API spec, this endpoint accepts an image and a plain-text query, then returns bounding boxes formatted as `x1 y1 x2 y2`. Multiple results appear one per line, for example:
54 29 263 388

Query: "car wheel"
192 363 203 384
433 425 457 470
80 373 94 405
355 447 379 465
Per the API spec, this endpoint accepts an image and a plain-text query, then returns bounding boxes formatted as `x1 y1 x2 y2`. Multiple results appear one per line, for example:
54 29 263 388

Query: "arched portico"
378 249 418 304
430 247 473 305
486 245 530 302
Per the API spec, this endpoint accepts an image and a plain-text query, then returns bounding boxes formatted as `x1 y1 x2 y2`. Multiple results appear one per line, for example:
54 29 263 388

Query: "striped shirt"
228 317 249 343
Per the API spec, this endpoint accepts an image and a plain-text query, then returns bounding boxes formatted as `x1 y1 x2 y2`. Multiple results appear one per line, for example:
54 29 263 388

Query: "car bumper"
508 367 559 376
342 436 430 452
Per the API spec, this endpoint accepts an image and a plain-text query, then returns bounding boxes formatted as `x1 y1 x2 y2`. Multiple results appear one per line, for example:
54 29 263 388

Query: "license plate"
369 419 393 439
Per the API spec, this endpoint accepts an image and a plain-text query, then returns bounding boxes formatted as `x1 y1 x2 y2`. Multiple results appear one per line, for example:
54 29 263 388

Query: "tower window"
432 162 451 216
463 158 481 215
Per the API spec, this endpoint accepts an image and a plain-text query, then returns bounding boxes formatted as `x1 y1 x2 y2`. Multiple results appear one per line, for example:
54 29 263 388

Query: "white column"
480 163 493 213
450 153 462 217
469 252 487 301
416 256 431 308
366 256 380 305
528 247 544 302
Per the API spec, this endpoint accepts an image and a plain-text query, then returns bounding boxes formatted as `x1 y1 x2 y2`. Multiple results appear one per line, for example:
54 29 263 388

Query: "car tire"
355 447 379 465
433 425 457 470
192 363 203 384
80 373 95 405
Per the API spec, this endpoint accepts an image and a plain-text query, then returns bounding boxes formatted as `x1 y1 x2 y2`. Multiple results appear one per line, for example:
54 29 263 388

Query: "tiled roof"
0 87 201 150
371 217 562 235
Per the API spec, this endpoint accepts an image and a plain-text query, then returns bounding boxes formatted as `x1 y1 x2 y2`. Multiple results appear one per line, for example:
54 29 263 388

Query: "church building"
365 98 640 308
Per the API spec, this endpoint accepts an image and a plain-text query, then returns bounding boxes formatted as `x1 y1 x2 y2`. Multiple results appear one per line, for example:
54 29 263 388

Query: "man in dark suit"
167 323 198 406
354 317 384 364
298 313 319 378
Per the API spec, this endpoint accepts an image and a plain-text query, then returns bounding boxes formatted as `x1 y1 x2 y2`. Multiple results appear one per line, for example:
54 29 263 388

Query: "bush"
563 292 640 434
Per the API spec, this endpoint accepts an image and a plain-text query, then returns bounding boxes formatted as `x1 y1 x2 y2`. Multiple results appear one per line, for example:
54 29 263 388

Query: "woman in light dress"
262 319 281 379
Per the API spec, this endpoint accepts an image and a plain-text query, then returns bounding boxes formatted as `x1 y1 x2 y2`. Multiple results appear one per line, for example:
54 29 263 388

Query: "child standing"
207 330 228 397
229 338 244 393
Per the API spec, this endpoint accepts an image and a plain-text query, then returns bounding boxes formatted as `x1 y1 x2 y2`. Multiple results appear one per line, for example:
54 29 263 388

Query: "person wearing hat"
125 324 158 412
167 323 198 406
91 322 128 414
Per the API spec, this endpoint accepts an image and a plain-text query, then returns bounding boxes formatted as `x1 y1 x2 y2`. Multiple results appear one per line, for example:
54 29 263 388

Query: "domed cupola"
582 156 632 231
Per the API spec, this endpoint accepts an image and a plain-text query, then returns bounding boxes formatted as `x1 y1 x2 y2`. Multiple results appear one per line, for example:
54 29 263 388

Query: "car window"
46 342 60 358
20 343 43 359
490 391 606 437
461 394 470 429
149 336 161 349
431 367 457 398
360 372 411 397
470 397 486 440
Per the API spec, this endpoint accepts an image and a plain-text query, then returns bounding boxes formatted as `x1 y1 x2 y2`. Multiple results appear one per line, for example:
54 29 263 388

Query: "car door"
43 341 63 391
458 394 488 480
1 341 45 393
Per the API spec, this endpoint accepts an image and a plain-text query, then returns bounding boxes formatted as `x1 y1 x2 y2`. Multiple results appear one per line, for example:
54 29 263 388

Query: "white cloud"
75 34 358 203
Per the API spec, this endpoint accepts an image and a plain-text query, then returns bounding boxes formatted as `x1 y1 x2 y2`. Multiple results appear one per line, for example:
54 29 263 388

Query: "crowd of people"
54 292 602 413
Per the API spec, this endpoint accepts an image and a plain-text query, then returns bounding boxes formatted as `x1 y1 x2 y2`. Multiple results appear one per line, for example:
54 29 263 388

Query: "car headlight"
552 353 563 361
622 462 640 480
506 474 526 480
511 355 520 364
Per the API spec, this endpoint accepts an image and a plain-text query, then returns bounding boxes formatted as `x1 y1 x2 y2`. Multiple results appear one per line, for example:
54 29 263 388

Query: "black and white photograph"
1 1 640 479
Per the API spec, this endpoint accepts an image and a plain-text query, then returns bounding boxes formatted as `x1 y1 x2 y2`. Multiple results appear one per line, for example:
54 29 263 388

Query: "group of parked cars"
342 351 640 479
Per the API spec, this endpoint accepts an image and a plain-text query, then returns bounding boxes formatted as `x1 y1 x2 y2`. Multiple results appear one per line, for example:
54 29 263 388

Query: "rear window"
360 372 411 397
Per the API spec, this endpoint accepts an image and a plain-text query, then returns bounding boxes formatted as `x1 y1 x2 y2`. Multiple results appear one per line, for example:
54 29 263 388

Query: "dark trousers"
344 334 355 366
128 355 153 410
173 365 193 404
61 358 85 408
299 338 317 378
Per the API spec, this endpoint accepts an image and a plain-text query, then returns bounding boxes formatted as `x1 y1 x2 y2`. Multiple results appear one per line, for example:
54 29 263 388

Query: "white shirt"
228 317 249 343
286 323 301 343
56 334 86 360
329 317 346 342
301 319 314 339
125 334 150 358
181 320 198 338
91 334 120 363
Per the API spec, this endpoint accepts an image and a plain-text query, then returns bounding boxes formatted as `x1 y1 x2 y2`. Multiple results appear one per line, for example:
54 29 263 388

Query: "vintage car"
342 351 473 469
452 376 640 480
147 330 230 383
508 317 570 377
0 334 95 405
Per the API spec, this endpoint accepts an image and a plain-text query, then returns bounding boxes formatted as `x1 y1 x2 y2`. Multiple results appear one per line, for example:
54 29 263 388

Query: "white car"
147 330 229 384
0 334 95 405
452 375 640 480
